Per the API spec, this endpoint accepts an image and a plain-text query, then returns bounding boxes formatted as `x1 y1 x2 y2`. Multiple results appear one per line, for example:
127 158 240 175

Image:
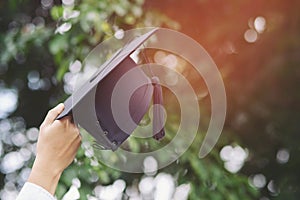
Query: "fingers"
42 103 65 127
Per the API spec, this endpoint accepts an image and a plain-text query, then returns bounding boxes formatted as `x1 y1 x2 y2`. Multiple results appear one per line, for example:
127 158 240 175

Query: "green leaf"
51 6 64 20
49 35 68 55
55 183 67 199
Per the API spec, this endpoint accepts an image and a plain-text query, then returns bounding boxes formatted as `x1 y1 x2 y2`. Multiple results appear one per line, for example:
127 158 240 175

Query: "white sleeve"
16 182 56 200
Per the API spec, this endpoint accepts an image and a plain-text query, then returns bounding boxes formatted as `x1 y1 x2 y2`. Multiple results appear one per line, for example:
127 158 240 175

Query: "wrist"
28 158 62 195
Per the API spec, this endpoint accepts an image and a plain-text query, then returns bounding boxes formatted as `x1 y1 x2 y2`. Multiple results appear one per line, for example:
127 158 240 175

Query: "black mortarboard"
56 28 165 151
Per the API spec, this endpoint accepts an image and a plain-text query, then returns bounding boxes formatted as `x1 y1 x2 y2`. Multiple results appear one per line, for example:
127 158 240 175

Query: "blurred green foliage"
1 0 300 199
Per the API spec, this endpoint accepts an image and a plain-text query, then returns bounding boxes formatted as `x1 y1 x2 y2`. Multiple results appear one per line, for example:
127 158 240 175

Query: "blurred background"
0 0 300 199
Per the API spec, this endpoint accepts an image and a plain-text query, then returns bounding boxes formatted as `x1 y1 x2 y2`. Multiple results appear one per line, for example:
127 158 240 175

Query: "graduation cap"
57 28 165 151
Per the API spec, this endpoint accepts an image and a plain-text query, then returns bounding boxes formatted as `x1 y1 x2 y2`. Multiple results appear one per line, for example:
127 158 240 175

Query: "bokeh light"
254 16 267 33
244 29 258 43
220 145 248 173
143 156 158 176
1 151 25 174
0 88 18 119
251 174 267 189
276 148 290 164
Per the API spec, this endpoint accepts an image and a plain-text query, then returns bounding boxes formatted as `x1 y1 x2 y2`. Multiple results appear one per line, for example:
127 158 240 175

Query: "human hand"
28 103 81 195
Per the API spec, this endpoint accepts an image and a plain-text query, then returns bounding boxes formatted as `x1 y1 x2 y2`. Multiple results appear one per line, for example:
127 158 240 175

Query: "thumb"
42 103 65 126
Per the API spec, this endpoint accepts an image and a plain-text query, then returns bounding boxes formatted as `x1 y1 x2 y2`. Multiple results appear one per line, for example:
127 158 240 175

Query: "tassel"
151 76 165 140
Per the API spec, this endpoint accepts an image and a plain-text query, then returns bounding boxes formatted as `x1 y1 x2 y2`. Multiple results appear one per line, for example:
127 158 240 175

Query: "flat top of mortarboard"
57 27 159 120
